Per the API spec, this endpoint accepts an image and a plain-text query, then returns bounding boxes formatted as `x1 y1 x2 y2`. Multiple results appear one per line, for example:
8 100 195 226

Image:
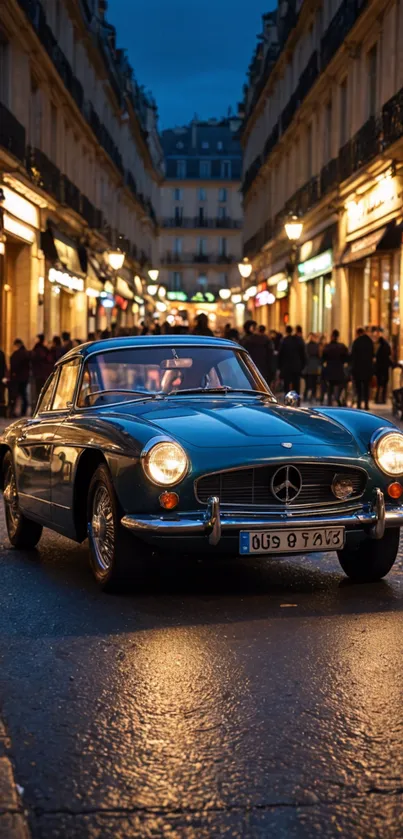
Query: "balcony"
81 195 96 228
0 103 26 162
298 51 318 102
281 91 298 135
26 146 62 201
320 158 339 197
320 0 366 71
61 174 81 215
161 252 236 265
163 217 242 230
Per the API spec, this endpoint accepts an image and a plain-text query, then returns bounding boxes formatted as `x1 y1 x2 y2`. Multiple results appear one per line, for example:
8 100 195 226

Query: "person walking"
351 327 374 410
278 326 306 394
61 331 73 355
31 333 52 407
322 330 348 406
9 339 30 417
192 313 214 336
49 336 63 365
241 320 274 384
304 333 320 402
375 334 391 404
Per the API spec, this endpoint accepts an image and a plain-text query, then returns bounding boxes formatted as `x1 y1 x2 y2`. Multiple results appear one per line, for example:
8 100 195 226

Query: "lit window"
177 160 186 178
200 161 211 178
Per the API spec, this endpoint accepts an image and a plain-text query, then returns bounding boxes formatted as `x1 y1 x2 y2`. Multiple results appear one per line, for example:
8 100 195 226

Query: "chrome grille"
195 464 367 507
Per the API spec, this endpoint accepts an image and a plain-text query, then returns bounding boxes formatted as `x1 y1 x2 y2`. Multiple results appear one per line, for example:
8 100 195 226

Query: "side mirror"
284 391 301 407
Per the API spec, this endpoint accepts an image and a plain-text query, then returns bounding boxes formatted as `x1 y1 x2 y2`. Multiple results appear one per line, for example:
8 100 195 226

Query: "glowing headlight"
371 430 403 476
143 441 188 486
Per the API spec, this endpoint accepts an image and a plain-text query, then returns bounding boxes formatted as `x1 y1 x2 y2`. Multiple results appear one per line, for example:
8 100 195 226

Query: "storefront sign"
167 291 188 302
298 250 333 282
2 186 39 228
255 290 275 307
346 174 403 235
49 267 84 292
3 214 36 244
190 291 216 303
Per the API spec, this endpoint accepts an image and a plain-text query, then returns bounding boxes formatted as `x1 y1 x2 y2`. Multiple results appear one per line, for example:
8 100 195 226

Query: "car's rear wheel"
337 528 400 582
2 452 43 549
87 463 140 591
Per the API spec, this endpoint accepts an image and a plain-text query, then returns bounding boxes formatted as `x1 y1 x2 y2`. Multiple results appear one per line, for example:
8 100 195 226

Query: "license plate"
239 527 345 555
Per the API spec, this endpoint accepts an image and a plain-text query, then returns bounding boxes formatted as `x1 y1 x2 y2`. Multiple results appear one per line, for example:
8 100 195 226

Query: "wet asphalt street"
1 503 403 839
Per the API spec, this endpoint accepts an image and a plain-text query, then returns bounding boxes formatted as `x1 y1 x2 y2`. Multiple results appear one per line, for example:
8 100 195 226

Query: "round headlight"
143 441 188 486
371 429 403 476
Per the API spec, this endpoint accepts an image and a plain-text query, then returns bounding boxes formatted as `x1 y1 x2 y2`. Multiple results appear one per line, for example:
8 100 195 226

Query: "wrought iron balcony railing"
320 158 339 197
383 86 403 149
161 252 236 265
61 174 81 215
26 146 62 202
163 217 242 230
0 102 26 162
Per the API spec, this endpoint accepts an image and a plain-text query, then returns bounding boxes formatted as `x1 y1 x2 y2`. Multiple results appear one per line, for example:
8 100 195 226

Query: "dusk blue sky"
108 0 273 129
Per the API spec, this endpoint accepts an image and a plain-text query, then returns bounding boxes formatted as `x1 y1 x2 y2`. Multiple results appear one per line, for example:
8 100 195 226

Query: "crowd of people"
0 314 395 418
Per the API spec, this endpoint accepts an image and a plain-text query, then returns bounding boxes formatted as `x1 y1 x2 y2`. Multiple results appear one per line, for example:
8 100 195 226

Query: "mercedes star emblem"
271 465 302 504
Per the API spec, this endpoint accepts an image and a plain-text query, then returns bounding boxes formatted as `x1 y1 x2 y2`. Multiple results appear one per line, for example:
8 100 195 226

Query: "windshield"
78 346 273 406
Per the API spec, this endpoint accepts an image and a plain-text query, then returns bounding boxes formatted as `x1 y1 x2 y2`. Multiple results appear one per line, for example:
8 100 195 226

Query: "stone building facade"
0 0 163 355
241 0 403 360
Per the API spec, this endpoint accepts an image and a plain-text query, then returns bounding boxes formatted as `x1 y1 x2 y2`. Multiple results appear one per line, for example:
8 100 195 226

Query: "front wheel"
87 464 141 592
337 528 400 582
2 452 43 549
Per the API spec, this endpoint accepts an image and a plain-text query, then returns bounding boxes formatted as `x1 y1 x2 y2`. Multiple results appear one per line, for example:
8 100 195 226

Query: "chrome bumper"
121 489 403 546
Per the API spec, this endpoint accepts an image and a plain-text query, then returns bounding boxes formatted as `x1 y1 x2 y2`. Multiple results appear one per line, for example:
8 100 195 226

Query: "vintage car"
1 335 403 590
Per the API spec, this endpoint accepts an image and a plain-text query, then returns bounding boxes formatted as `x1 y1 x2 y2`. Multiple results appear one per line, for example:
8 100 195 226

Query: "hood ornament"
281 442 293 449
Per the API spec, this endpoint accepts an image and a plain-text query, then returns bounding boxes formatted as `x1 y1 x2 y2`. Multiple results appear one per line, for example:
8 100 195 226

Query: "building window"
306 123 312 179
218 205 227 220
367 43 377 117
221 161 231 178
50 103 58 162
177 160 187 178
199 187 206 201
219 237 227 257
217 141 223 150
174 237 182 255
339 78 348 146
173 187 183 201
170 271 182 290
202 141 209 149
197 274 208 289
198 238 207 256
0 33 10 106
218 187 227 202
174 206 183 225
198 206 205 226
324 100 332 163
200 160 211 178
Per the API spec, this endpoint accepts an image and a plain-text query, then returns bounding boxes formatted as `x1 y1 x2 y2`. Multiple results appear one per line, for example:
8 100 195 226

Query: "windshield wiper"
86 389 162 404
168 386 271 397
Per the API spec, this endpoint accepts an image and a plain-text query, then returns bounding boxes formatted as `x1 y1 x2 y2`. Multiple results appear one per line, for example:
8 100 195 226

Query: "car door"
15 371 59 521
49 358 83 533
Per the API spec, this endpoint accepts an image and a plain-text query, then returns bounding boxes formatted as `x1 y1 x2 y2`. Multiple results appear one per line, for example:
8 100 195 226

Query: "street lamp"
107 249 125 271
284 214 303 242
238 258 253 281
219 288 231 300
148 268 159 282
147 284 159 296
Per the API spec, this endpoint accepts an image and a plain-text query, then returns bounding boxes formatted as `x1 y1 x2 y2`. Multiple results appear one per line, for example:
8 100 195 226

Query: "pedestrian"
278 326 306 394
227 327 240 343
258 324 266 334
31 333 52 407
49 335 63 365
72 338 83 347
0 344 8 417
351 327 374 410
269 329 282 352
375 334 391 404
303 333 320 402
61 331 73 355
223 323 232 339
193 313 214 336
322 329 348 406
9 339 30 417
241 320 274 384
87 332 96 342
101 329 111 339
140 321 149 336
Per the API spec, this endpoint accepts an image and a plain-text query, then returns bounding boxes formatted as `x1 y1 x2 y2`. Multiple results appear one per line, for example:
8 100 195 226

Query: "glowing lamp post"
107 250 125 271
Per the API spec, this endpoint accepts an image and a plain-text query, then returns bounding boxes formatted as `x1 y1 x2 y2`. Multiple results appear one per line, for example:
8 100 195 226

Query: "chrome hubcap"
91 486 114 571
4 467 20 535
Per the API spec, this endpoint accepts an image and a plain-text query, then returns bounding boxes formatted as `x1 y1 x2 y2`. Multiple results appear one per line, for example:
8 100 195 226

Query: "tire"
87 463 140 591
2 452 43 549
337 528 400 583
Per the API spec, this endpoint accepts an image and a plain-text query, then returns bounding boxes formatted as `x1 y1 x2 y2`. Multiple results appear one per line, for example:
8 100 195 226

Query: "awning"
298 224 337 264
41 225 85 276
341 222 402 265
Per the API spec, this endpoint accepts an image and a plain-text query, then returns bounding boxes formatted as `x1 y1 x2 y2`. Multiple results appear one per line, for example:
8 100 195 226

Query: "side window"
35 373 58 415
52 360 80 410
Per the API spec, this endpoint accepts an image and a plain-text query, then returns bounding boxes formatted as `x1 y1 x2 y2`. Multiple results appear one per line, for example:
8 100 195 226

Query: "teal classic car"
1 335 403 590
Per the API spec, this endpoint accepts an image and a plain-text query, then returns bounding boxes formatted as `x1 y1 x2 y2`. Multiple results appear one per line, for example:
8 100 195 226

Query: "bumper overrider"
121 488 403 546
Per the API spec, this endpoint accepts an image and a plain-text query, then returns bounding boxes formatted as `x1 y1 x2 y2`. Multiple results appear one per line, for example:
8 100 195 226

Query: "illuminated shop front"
41 227 87 340
297 249 334 337
342 171 402 357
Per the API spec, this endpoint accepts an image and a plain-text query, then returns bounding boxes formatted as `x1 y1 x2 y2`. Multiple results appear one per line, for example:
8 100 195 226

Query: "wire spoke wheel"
91 485 115 572
4 465 20 537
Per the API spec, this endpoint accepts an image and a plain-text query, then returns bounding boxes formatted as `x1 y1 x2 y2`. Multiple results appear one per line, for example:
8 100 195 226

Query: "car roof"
57 335 243 364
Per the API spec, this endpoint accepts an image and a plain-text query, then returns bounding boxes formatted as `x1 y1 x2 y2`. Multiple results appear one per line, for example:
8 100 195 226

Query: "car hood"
109 398 357 450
